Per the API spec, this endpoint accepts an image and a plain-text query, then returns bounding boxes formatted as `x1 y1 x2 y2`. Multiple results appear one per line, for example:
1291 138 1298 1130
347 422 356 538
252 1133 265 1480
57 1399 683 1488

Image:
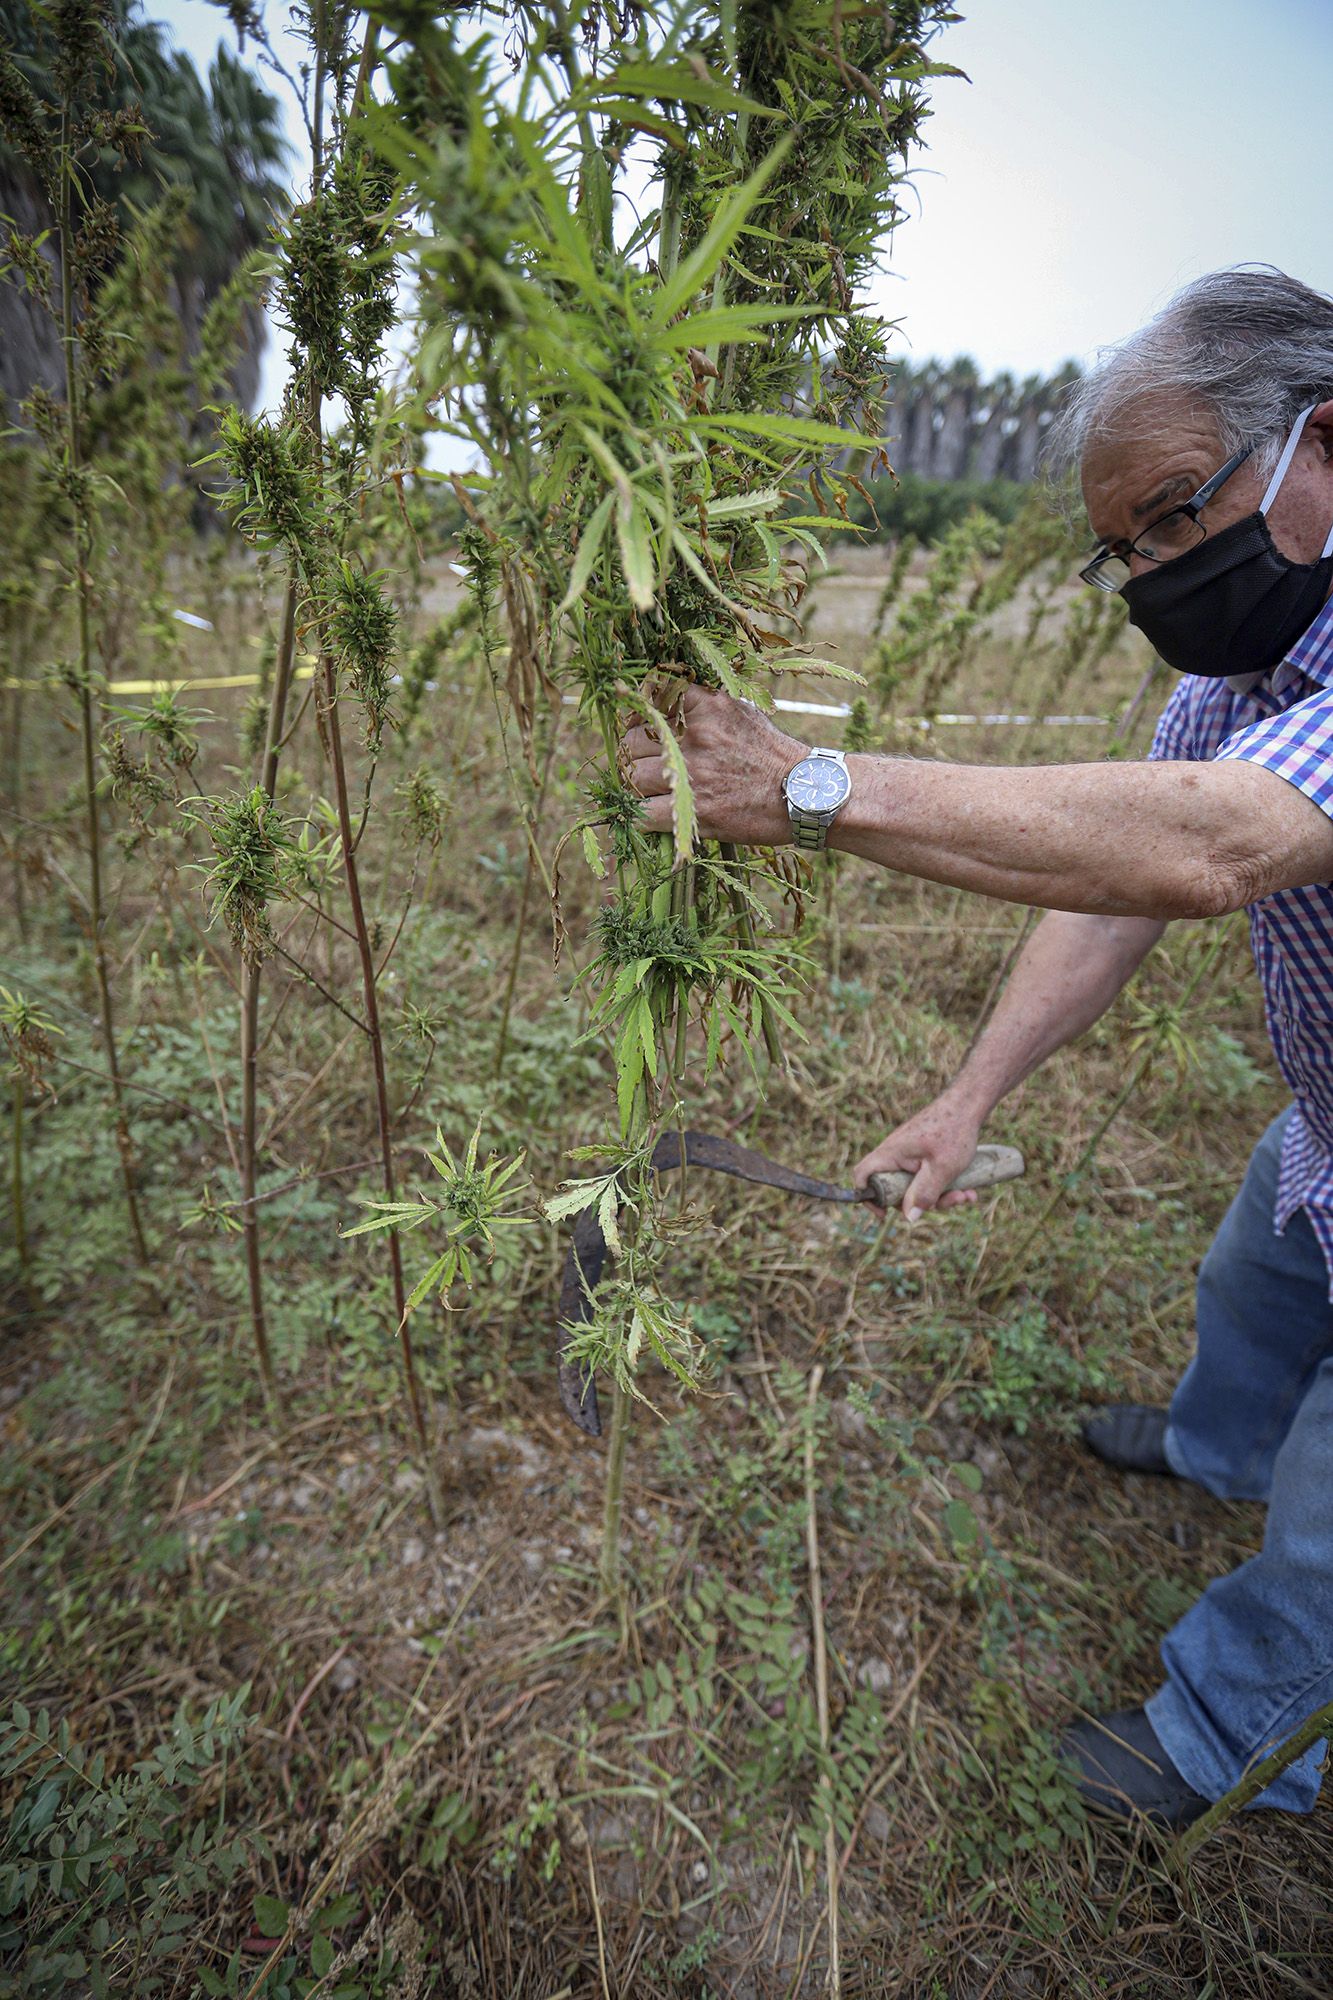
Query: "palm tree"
1004 372 1044 483
0 0 289 417
889 358 942 476
972 369 1015 481
934 354 979 480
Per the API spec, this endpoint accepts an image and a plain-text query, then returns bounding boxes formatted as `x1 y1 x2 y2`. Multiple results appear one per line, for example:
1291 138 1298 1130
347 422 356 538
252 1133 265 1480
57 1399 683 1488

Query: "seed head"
187 786 298 966
327 561 398 749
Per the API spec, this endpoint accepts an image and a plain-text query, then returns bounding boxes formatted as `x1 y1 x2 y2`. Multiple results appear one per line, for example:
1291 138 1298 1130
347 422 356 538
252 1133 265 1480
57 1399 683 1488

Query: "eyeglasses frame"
1078 442 1256 592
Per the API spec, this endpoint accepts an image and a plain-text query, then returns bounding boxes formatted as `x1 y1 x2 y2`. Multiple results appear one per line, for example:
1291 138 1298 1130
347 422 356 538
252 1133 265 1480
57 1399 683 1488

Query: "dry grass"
3 539 1331 1998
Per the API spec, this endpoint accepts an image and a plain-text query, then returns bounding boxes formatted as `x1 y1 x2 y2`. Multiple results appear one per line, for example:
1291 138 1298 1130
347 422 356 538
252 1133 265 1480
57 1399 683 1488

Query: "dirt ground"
5 536 1333 1997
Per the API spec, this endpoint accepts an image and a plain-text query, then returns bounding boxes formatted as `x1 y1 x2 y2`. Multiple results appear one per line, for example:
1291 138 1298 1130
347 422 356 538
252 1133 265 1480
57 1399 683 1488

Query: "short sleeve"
1216 685 1333 821
1148 678 1204 762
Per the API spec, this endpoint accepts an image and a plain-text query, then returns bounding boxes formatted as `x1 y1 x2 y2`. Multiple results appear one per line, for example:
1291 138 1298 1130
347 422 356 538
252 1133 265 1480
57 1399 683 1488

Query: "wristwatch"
782 748 852 852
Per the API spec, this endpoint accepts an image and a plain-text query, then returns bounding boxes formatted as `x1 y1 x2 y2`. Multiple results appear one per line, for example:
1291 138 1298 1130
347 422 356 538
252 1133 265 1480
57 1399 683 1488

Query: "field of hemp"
2 1 1332 1995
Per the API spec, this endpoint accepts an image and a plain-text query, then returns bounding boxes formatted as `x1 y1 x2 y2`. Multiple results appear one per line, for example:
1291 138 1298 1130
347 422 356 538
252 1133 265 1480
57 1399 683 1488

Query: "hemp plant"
204 11 453 1475
0 550 41 943
344 1123 530 1515
347 1123 530 1303
0 0 153 1264
184 780 302 1405
377 0 956 1594
1 3 276 1282
0 986 63 1298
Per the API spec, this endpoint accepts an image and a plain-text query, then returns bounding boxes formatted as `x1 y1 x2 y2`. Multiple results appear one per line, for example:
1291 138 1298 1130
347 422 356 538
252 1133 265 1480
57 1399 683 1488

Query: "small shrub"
0 1690 253 1998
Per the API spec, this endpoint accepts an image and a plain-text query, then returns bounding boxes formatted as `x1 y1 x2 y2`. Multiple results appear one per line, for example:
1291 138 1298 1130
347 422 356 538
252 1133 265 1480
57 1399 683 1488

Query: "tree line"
0 0 288 422
882 355 1082 484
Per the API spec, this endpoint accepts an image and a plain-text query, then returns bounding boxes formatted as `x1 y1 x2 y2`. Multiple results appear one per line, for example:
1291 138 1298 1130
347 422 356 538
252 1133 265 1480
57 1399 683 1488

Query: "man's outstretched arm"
621 686 1333 921
851 908 1165 1214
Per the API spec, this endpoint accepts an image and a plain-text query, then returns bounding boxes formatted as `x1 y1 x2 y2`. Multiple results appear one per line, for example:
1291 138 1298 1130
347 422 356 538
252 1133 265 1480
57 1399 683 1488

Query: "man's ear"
1309 399 1333 462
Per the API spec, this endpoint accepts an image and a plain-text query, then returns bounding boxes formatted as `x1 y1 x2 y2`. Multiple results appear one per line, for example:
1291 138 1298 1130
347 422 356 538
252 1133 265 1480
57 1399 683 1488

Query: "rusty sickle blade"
556 1129 1024 1436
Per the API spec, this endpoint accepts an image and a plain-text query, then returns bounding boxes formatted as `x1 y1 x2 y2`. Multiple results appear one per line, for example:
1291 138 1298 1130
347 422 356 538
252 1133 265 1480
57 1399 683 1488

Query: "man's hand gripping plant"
374 0 957 1597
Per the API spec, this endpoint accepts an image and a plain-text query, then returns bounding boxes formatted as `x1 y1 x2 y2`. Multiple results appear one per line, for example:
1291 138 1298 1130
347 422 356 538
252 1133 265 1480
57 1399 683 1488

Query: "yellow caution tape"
2 663 318 695
2 664 1109 730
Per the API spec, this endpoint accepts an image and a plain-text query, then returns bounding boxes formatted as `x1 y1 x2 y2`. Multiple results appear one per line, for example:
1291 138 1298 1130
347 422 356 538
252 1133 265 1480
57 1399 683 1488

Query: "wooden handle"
867 1143 1025 1211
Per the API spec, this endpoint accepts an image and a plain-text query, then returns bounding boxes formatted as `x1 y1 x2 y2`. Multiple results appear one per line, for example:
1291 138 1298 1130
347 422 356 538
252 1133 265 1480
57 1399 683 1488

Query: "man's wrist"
940 1075 992 1126
826 752 883 850
765 742 807 843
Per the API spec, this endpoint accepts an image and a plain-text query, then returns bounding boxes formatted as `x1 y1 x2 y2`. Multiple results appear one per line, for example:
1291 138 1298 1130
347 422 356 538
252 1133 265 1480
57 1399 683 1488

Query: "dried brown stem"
804 1365 841 1997
238 575 299 1412
58 104 149 1269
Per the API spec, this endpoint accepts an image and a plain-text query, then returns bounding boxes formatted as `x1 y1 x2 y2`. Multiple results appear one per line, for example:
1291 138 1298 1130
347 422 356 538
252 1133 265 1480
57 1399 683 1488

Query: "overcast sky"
158 0 1333 403
878 0 1333 378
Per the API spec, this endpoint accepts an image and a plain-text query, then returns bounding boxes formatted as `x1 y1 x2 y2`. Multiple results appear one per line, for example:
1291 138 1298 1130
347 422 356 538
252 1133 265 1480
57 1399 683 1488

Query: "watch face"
786 756 850 814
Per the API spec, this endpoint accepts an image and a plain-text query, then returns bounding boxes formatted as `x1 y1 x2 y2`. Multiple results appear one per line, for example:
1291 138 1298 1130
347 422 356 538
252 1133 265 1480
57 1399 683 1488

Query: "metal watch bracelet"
784 747 850 852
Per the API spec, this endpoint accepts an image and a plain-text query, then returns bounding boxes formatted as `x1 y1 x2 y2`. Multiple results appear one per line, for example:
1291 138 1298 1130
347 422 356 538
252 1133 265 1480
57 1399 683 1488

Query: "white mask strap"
1259 404 1317 515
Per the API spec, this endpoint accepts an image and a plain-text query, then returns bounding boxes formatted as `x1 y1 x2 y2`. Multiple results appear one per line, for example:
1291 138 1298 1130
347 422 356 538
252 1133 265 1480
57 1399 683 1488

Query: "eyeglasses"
1079 444 1255 593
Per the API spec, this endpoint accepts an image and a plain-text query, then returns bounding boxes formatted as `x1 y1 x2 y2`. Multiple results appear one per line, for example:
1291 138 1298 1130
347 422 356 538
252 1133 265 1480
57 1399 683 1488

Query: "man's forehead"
1081 400 1226 535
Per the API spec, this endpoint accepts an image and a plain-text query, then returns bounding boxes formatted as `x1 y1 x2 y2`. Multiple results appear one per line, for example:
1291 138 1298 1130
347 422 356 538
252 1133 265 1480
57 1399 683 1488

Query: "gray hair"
1047 266 1333 484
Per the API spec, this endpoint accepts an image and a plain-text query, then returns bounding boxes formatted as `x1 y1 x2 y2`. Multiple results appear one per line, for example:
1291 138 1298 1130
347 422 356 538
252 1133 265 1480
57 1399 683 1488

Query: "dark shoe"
1082 1402 1174 1476
1061 1706 1210 1829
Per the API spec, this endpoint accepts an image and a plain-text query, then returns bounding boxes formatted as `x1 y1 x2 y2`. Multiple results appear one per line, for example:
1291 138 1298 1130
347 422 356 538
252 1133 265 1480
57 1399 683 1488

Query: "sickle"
556 1130 1025 1435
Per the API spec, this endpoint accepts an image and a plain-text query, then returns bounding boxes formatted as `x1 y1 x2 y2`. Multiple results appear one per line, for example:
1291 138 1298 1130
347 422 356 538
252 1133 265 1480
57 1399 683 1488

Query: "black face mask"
1120 407 1333 679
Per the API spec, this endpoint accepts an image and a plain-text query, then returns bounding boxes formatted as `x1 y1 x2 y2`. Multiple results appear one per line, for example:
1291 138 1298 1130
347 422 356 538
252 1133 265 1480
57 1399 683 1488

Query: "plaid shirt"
1149 593 1333 1291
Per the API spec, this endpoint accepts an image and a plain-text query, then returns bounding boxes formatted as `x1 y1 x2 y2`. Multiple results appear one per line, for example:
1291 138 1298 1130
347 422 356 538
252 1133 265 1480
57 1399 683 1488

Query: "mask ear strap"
1260 404 1317 514
1322 518 1333 559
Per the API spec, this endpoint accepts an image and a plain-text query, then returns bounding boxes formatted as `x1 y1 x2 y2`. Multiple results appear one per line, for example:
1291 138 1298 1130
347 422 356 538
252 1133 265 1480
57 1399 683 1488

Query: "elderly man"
623 267 1333 1829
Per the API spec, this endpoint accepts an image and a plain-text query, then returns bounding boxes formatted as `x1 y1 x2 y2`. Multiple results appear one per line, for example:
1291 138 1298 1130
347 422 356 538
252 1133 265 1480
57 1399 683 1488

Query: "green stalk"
493 845 537 1083
316 484 429 1497
599 1377 632 1613
238 967 278 1407
546 0 610 253
290 12 436 1507
670 863 694 1213
11 1071 29 1295
237 574 297 1412
310 0 327 192
262 579 298 802
309 486 431 1490
657 155 684 278
825 851 842 983
57 105 149 1268
592 685 665 1607
232 0 375 1410
696 15 786 1072
720 842 784 1067
4 608 28 941
493 711 560 1080
1175 1697 1333 1860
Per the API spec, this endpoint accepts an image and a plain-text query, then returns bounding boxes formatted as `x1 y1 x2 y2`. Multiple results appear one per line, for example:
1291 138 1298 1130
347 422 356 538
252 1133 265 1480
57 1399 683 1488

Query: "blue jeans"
1145 1108 1333 1812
